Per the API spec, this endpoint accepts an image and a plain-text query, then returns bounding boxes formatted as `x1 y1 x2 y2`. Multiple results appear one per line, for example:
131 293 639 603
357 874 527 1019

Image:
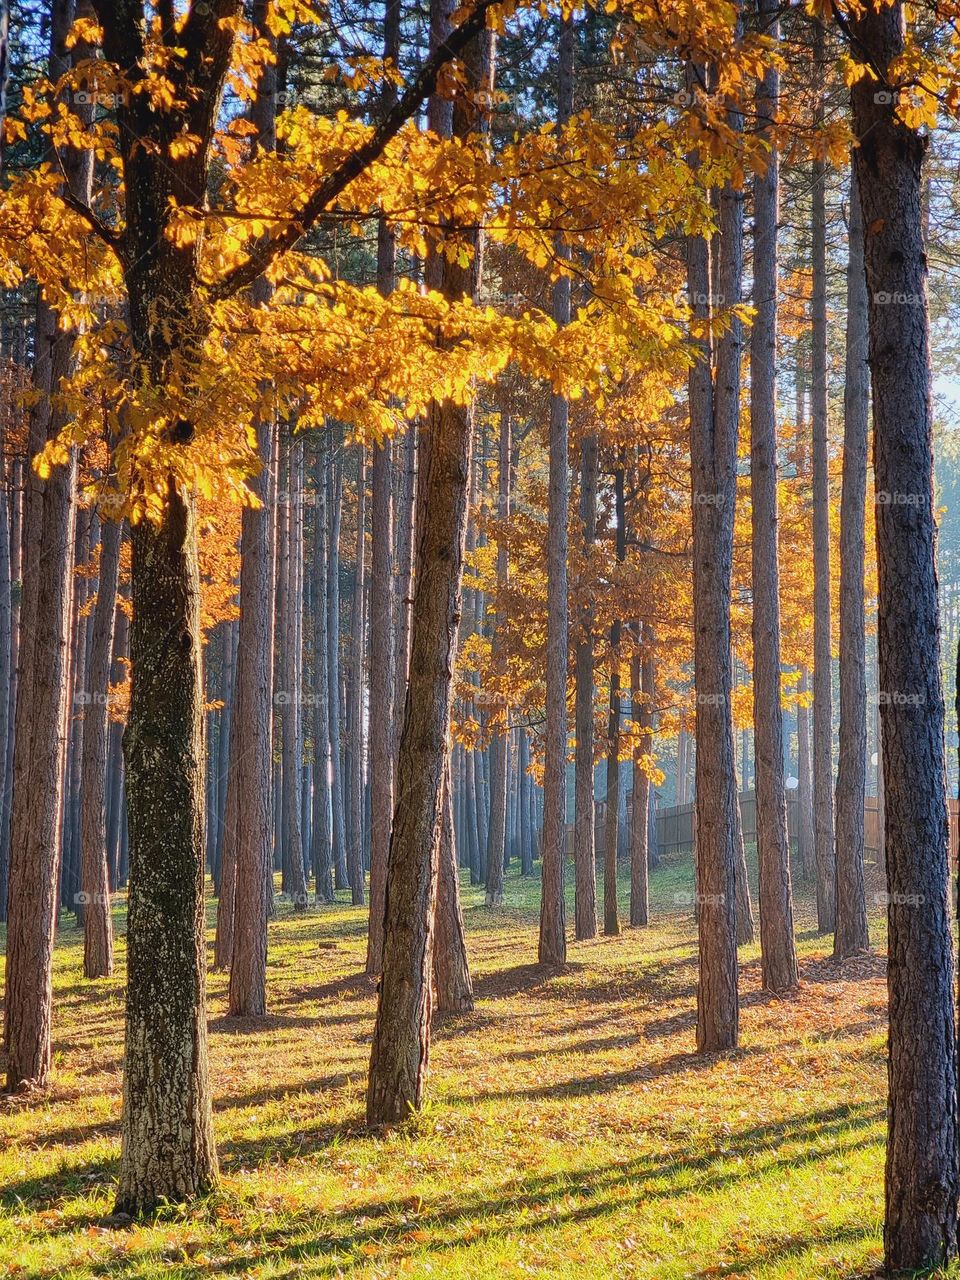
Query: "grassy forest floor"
0 854 910 1279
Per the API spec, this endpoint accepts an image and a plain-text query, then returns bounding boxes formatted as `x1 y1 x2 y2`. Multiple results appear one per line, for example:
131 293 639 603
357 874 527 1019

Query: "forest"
1 0 960 1275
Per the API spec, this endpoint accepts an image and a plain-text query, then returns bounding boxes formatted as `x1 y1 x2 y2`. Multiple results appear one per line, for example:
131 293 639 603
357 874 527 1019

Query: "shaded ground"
0 855 905 1278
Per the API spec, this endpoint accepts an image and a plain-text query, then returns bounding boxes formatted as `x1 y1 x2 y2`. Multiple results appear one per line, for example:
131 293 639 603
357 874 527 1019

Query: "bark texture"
748 0 797 992
366 0 487 1124
811 20 836 932
687 57 739 1053
832 159 870 960
538 13 574 967
852 4 959 1268
80 516 121 979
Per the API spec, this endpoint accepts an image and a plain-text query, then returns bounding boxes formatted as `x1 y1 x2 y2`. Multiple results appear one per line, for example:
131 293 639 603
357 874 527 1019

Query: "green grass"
0 855 905 1278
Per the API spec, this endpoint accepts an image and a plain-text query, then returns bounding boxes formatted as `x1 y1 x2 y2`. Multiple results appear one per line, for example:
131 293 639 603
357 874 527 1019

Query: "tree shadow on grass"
10 1100 883 1273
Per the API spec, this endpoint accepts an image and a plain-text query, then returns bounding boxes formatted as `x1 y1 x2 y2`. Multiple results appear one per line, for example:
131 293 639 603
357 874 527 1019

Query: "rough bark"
4 0 88 1089
602 466 626 936
279 436 308 909
366 0 487 1125
366 88 399 965
851 5 959 1267
832 159 870 960
80 516 121 978
573 429 599 939
687 56 739 1053
629 647 653 927
484 407 510 906
748 0 798 992
433 763 474 1012
327 450 350 893
538 12 574 968
811 19 836 932
348 452 367 908
117 487 218 1212
311 446 334 902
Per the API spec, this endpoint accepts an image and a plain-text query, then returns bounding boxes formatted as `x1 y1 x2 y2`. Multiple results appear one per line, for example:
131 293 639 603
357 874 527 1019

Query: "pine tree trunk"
630 645 654 927
349 453 367 908
851 6 959 1267
539 12 574 967
485 407 510 906
281 439 308 909
366 0 488 1124
80 516 121 978
367 8 400 947
687 55 739 1053
603 467 626 936
796 668 815 875
311 446 334 901
4 1 88 1088
749 0 798 991
434 763 474 1012
573 430 599 939
326 449 349 894
833 159 870 959
811 19 836 933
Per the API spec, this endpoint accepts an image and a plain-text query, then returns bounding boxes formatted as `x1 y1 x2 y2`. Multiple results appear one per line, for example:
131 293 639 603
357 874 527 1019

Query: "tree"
366 0 401 968
832 158 869 960
227 2 279 1013
850 1 959 1267
687 55 740 1054
4 0 90 1091
485 407 510 906
573 427 599 939
810 18 836 934
538 12 574 968
366 0 490 1126
748 0 797 993
79 515 121 979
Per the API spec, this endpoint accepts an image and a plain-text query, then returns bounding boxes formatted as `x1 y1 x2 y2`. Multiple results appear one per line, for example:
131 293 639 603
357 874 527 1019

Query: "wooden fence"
655 791 960 867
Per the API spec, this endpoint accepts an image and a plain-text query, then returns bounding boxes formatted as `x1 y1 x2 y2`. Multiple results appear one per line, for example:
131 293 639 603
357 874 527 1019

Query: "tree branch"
208 0 499 301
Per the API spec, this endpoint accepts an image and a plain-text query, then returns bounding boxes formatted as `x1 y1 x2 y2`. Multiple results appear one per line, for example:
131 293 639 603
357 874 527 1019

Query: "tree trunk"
434 763 474 1012
538 12 574 968
349 452 367 909
833 158 870 960
366 0 488 1125
687 55 739 1053
749 0 798 992
796 668 815 875
485 407 510 906
279 436 308 910
573 429 599 939
811 19 836 932
80 516 121 978
326 449 349 894
117 486 218 1212
311 446 334 901
629 646 653 926
367 8 400 945
603 466 626 936
4 0 89 1088
851 6 959 1267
